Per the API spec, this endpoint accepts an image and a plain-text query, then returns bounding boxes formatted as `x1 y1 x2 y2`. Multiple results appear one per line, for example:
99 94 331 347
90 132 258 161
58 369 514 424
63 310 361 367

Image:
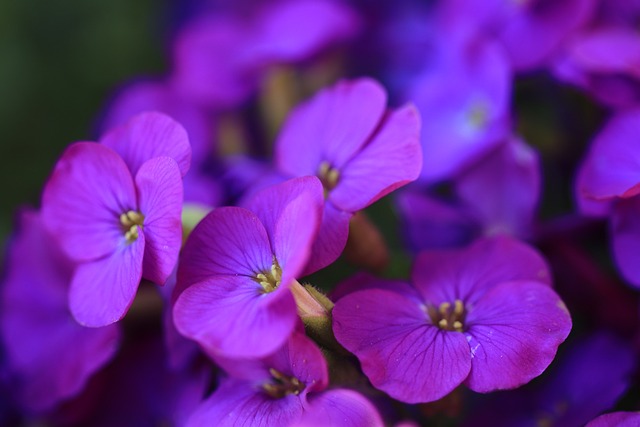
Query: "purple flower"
187 331 383 427
333 237 571 403
275 77 422 272
173 177 323 358
586 412 640 427
41 112 191 327
0 210 120 412
171 0 360 109
396 136 541 251
576 108 640 286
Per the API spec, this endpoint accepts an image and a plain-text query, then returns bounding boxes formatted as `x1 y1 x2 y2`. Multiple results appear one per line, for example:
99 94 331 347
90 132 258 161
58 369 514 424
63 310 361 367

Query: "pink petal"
100 111 192 177
330 104 422 212
611 196 640 287
464 280 572 392
69 236 145 327
176 207 273 292
173 276 298 358
275 78 387 177
333 289 471 403
41 142 137 262
412 236 551 306
135 157 184 285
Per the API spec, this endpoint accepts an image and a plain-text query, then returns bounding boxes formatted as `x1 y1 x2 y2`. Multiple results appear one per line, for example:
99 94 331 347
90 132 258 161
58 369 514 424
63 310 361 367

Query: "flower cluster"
2 0 640 426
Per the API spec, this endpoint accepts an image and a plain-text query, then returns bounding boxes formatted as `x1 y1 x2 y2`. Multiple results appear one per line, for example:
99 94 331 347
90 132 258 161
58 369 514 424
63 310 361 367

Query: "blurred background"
0 0 170 245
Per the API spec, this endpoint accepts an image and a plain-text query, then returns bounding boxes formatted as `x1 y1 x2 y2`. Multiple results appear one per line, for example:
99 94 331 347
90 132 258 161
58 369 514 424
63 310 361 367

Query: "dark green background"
0 0 168 247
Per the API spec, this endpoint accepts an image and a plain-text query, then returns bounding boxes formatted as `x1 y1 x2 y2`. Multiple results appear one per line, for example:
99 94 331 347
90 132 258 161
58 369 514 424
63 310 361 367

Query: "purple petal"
303 203 351 275
333 289 471 403
331 272 418 302
411 237 551 306
611 196 640 287
577 108 640 201
0 210 120 412
455 136 541 239
41 142 137 262
186 379 304 427
330 104 422 212
100 111 192 177
177 207 273 292
247 0 360 62
586 412 640 427
173 276 298 358
135 157 184 285
464 280 572 392
69 237 145 327
245 176 324 275
275 78 387 177
299 389 384 427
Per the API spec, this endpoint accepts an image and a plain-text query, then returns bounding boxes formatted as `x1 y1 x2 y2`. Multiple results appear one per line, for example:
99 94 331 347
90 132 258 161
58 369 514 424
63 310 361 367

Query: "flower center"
427 299 466 332
317 161 340 193
255 259 282 293
262 368 305 399
119 210 145 243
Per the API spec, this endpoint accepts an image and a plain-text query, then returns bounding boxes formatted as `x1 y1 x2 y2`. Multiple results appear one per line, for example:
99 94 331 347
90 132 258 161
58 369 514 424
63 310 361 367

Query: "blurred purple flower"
586 411 640 427
576 108 640 287
333 237 571 403
171 0 360 109
173 177 323 358
275 77 422 272
187 331 383 427
0 210 120 412
41 112 190 326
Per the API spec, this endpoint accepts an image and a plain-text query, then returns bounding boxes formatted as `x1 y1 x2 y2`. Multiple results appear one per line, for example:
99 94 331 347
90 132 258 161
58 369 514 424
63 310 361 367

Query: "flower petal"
412 236 551 306
69 236 146 327
41 142 137 262
330 104 422 212
275 78 387 177
177 207 273 292
173 276 298 358
611 196 640 287
303 203 351 275
464 280 572 392
299 389 384 427
333 289 471 403
100 111 192 177
135 157 184 285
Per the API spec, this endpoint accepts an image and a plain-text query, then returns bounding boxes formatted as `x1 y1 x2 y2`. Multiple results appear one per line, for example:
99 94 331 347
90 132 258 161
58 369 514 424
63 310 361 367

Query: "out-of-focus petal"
611 196 640 287
135 157 184 285
298 389 384 427
42 142 136 262
100 111 192 177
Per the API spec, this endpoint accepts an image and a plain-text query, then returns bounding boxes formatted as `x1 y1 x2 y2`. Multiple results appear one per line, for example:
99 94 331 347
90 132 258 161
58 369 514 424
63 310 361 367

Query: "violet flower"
586 412 640 427
274 77 422 272
576 108 640 287
187 331 383 427
173 177 323 358
333 237 571 403
0 210 120 412
41 112 191 327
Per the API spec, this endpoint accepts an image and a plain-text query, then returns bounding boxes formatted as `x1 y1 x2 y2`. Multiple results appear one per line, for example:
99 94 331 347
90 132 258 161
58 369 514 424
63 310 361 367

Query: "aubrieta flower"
576 108 640 287
41 112 191 327
333 237 571 403
275 77 422 272
173 176 323 358
187 331 383 427
0 210 120 412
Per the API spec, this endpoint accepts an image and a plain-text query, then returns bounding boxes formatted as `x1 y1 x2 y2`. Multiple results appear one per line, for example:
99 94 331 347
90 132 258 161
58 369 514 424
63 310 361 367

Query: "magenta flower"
576 108 640 287
275 77 422 272
333 237 571 403
173 177 323 358
187 332 383 427
0 210 120 412
41 112 191 327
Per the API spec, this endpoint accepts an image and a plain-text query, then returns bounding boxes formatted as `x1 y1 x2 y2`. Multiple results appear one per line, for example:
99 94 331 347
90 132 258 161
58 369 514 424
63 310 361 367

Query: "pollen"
317 161 340 192
262 368 305 399
120 210 145 243
428 299 466 332
255 258 282 293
